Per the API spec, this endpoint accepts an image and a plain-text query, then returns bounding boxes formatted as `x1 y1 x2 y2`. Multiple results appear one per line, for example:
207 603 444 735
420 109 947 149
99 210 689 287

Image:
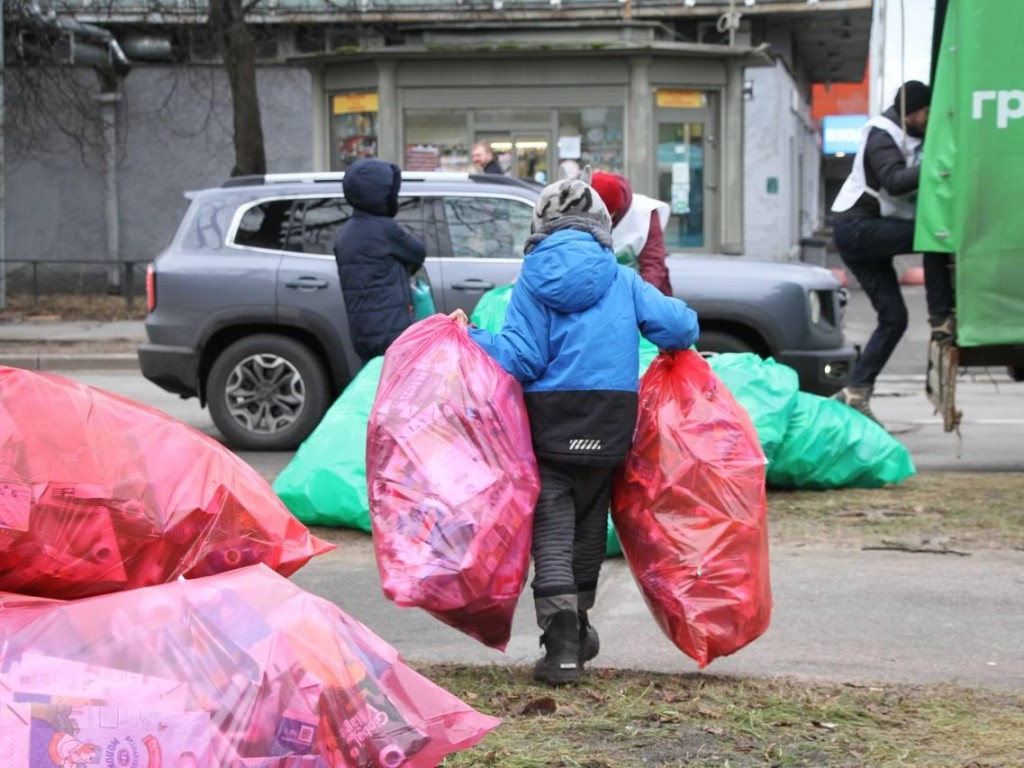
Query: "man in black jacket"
829 80 954 422
334 159 427 364
471 142 504 175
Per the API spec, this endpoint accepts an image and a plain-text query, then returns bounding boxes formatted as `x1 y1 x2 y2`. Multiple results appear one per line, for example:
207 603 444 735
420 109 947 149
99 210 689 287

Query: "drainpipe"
23 2 131 77
97 89 122 293
21 2 135 292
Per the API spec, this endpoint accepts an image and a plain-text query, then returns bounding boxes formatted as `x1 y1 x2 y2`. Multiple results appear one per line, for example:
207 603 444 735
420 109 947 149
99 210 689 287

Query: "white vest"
831 115 922 220
613 194 671 268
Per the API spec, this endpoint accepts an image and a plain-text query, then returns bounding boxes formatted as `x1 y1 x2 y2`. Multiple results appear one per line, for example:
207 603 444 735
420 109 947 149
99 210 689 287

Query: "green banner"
914 0 1024 346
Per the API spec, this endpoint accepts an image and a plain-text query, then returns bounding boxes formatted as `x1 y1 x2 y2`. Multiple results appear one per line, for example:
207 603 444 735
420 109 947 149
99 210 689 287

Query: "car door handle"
451 280 496 291
285 277 329 290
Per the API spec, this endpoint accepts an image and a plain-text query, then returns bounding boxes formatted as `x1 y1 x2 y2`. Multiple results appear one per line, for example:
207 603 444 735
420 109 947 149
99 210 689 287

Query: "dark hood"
341 159 402 216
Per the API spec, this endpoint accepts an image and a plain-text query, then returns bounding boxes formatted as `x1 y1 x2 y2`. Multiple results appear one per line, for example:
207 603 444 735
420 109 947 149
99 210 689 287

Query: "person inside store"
471 142 504 174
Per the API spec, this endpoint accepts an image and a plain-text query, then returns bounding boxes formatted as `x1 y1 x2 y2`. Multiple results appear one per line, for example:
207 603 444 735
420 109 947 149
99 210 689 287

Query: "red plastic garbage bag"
611 350 771 668
0 564 501 767
0 366 333 599
367 315 540 650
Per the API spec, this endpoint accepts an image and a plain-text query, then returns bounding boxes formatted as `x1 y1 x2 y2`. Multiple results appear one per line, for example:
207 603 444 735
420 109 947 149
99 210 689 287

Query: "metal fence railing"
1 260 150 311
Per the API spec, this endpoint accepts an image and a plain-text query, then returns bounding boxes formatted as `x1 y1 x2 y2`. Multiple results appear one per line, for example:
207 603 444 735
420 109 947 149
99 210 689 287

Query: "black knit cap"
894 80 931 114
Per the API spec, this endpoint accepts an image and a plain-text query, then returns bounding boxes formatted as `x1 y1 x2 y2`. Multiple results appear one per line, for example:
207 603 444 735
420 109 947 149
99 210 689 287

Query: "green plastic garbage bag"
706 353 800 466
411 276 436 320
470 284 514 331
272 357 384 530
767 392 916 489
638 336 659 377
605 515 622 557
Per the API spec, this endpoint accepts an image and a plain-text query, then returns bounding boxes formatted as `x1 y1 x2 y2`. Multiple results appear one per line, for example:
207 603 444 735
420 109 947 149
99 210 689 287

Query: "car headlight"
808 290 822 325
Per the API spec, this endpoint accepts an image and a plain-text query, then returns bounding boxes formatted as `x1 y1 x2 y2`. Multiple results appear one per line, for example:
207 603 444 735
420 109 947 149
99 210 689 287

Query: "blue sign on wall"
822 114 869 156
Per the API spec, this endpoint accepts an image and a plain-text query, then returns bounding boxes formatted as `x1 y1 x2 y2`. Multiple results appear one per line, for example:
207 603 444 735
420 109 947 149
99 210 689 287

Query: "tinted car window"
233 199 297 251
443 196 533 259
293 198 352 254
394 197 427 244
290 197 427 256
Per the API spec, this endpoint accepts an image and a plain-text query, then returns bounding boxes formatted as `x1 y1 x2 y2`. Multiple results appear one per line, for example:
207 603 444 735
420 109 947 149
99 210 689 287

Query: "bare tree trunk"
208 0 266 176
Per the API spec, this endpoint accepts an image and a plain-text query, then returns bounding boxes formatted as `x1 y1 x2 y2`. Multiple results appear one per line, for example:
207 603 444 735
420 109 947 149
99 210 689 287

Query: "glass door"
657 121 708 249
513 134 551 184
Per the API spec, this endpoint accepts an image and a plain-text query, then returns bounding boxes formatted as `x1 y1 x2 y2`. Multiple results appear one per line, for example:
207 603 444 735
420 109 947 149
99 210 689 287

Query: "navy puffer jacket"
334 159 427 361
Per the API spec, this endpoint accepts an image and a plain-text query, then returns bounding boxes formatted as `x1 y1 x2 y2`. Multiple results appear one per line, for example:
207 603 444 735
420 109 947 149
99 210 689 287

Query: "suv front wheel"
207 334 330 451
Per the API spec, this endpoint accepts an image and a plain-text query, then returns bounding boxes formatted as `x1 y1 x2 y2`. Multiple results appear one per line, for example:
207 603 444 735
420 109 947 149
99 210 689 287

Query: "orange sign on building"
811 66 869 121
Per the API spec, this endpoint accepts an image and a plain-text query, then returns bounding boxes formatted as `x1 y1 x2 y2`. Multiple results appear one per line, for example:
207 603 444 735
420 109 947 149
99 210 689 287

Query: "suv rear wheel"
207 334 330 451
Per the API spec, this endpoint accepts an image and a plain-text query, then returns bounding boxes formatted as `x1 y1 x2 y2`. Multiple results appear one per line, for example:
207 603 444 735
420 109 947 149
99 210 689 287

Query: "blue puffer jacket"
334 159 426 361
469 228 699 465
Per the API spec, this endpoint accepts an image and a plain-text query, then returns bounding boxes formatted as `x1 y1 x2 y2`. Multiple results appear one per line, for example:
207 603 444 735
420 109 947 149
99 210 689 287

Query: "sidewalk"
0 319 145 371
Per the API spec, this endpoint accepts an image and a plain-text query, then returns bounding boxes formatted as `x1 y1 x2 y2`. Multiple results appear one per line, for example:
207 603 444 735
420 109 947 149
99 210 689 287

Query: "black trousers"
530 459 615 628
834 217 955 388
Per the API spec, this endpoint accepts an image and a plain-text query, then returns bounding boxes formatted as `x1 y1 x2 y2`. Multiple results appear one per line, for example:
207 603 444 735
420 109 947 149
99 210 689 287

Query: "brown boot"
831 385 880 424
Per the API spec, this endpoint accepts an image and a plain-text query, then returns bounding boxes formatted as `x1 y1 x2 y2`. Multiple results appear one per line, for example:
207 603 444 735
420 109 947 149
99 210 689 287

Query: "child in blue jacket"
454 168 699 685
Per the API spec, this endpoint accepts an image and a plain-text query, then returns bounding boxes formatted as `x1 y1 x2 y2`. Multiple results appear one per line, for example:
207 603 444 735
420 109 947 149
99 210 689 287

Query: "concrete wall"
742 61 821 260
5 65 312 270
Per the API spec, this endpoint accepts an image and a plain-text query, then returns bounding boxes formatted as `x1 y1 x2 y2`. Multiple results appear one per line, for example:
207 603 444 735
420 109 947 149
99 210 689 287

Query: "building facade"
2 0 871 285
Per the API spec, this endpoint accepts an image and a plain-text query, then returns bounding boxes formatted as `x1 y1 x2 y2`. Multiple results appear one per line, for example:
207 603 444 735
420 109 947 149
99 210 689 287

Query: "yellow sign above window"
333 92 379 115
656 90 706 109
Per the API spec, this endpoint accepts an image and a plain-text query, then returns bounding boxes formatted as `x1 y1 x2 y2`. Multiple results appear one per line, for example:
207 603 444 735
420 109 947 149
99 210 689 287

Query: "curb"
0 353 140 372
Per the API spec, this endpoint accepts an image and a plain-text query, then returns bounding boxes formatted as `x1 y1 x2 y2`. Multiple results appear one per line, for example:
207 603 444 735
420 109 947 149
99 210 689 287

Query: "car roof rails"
221 173 346 187
469 173 544 190
221 171 489 187
219 170 540 188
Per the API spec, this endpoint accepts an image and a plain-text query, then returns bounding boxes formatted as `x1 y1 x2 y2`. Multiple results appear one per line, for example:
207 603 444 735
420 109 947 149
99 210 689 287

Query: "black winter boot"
579 611 600 663
533 610 581 686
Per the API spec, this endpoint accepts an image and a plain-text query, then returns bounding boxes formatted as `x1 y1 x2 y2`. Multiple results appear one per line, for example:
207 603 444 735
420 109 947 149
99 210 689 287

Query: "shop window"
558 108 624 175
475 108 552 125
443 196 533 260
331 92 379 171
404 109 471 171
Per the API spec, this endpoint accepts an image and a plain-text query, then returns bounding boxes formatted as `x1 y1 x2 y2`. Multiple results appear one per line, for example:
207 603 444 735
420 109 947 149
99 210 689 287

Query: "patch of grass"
767 472 1024 552
0 293 147 321
422 664 1024 767
311 472 1024 554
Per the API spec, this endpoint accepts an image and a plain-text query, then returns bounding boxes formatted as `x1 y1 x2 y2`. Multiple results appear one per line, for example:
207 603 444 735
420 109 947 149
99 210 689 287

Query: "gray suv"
139 172 854 450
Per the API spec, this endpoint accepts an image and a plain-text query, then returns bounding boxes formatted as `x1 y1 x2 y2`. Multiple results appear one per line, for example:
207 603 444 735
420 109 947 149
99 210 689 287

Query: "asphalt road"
49 367 1024 693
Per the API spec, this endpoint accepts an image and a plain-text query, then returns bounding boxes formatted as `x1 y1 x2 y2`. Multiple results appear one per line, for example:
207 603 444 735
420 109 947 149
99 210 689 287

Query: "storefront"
304 34 768 254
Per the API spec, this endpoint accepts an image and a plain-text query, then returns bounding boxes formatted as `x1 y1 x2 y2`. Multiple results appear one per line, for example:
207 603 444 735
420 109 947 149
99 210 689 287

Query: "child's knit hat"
532 165 613 235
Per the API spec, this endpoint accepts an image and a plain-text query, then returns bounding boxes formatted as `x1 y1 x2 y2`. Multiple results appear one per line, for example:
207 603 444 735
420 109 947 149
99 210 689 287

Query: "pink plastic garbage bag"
611 350 772 668
0 564 501 767
367 315 540 650
0 366 334 599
